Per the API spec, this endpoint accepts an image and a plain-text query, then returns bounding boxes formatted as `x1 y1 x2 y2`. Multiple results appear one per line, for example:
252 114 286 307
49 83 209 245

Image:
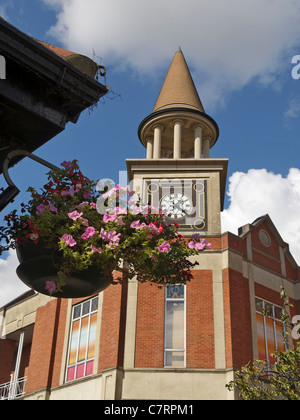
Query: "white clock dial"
160 193 193 219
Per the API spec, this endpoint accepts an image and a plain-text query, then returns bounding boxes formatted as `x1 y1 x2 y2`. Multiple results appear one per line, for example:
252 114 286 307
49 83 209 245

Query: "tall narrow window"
164 285 186 368
255 297 287 365
66 296 99 382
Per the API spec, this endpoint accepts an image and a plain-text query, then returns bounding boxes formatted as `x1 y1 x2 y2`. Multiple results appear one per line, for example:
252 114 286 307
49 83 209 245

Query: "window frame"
164 284 186 368
65 296 99 383
255 296 287 365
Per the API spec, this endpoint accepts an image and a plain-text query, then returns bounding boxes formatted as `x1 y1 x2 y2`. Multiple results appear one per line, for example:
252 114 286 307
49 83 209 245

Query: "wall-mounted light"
0 149 59 212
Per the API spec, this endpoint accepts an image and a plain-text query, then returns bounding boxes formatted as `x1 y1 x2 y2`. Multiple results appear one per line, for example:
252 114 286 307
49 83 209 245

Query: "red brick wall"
252 250 282 275
49 299 69 388
285 256 297 282
0 339 15 383
223 268 252 369
223 232 247 258
254 283 282 306
251 221 280 260
98 280 128 372
251 222 282 275
135 283 165 368
25 299 62 394
19 343 31 379
186 270 214 368
135 271 215 369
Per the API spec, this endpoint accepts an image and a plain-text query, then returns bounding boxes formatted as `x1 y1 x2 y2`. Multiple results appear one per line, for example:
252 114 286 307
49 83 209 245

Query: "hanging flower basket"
16 240 110 298
0 160 211 298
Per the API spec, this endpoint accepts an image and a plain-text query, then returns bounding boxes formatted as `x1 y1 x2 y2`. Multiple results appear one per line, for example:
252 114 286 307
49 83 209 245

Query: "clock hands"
160 193 192 220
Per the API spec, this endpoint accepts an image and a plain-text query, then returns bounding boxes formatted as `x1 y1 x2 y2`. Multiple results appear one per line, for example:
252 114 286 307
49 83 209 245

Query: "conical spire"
153 49 204 113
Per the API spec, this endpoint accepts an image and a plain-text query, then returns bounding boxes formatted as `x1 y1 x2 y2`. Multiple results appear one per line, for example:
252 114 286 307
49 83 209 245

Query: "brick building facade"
1 50 299 400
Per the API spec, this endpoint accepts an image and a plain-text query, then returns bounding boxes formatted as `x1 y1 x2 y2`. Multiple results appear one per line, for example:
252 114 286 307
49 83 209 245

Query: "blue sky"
1 0 300 305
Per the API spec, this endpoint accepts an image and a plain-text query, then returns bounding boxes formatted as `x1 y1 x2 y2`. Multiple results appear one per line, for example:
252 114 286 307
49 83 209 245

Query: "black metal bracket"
0 149 60 212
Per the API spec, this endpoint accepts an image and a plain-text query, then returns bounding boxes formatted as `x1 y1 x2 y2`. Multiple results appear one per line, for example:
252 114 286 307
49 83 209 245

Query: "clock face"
160 192 193 220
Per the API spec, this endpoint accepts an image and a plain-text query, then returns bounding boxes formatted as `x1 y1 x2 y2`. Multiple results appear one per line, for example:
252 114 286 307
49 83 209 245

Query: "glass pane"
256 313 266 360
78 316 89 362
73 305 81 320
86 360 94 376
76 363 85 379
255 298 264 313
82 301 90 316
67 366 75 382
165 351 184 367
275 321 285 352
274 306 282 321
68 319 80 365
165 301 184 349
266 317 276 364
264 302 272 318
166 285 185 299
87 313 97 359
91 297 99 312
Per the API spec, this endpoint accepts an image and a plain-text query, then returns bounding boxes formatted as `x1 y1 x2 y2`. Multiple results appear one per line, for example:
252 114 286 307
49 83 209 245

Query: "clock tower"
127 48 228 236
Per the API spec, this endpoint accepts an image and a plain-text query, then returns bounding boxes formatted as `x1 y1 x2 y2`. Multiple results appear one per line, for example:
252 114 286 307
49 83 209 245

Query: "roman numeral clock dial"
160 193 192 220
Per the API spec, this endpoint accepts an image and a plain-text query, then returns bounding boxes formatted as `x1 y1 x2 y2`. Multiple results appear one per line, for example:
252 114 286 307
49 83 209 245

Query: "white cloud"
42 0 300 109
221 168 300 264
284 96 300 121
0 4 7 19
0 250 30 308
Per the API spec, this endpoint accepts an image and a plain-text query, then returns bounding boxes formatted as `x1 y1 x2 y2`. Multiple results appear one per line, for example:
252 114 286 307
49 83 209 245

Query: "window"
164 285 186 368
65 297 99 382
255 297 287 365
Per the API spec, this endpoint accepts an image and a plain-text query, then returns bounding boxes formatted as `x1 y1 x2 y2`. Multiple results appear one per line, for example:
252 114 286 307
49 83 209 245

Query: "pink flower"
188 241 196 249
83 191 92 199
157 242 171 253
103 213 117 223
188 239 212 250
61 161 72 169
130 220 147 229
49 203 58 213
61 234 77 247
81 226 96 240
114 206 127 215
127 187 135 197
68 210 83 221
116 216 125 226
62 188 75 197
37 204 45 215
100 229 121 243
129 205 143 215
45 281 56 294
90 202 97 209
90 245 102 254
102 188 116 199
77 201 89 211
146 224 160 236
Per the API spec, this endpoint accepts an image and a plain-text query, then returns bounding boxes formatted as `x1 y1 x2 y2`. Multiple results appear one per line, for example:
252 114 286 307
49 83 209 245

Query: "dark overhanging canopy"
0 17 109 174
